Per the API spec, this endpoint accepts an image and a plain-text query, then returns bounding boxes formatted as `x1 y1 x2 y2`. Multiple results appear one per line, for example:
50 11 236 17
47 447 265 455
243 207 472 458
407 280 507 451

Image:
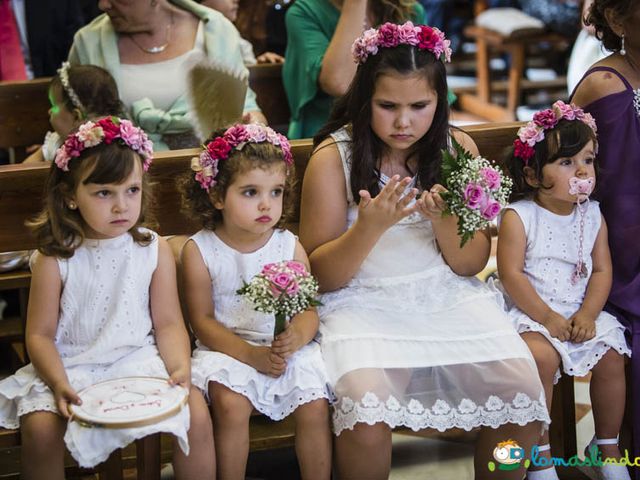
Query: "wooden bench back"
0 64 290 151
0 123 520 254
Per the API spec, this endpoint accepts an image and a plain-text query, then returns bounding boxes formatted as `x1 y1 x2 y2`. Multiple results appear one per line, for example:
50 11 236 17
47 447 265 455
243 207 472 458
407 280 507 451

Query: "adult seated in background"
0 0 85 80
197 0 284 65
68 0 265 151
282 0 428 140
570 0 640 473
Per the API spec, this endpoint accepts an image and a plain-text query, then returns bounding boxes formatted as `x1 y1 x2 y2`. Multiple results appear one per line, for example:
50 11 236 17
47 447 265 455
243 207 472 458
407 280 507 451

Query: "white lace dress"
190 229 332 420
503 200 630 382
0 231 190 467
321 127 550 435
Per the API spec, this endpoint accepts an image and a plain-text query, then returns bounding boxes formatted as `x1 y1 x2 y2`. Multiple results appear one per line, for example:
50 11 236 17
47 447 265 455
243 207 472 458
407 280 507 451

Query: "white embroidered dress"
190 229 332 420
504 200 630 381
321 127 550 435
0 231 190 467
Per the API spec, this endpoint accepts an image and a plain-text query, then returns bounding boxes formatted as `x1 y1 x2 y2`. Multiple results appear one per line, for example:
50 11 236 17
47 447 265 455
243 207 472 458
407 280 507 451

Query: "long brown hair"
29 143 156 258
371 0 419 24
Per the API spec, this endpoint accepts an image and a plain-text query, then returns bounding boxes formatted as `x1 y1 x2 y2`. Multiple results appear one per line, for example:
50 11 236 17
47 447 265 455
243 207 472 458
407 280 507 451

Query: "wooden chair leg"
476 37 491 103
135 434 161 480
97 449 124 480
506 43 525 121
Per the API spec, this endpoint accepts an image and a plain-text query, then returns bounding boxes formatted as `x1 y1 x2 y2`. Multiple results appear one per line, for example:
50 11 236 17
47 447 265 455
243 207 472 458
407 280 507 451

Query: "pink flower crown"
352 21 452 64
54 116 154 172
513 101 597 164
191 124 293 192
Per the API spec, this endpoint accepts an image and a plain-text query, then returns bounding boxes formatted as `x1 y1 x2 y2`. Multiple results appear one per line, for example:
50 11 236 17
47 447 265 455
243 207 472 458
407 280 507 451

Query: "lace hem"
332 391 550 435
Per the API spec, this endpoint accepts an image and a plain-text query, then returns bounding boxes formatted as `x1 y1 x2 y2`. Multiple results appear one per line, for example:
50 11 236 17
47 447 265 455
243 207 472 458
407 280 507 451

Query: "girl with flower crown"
179 123 332 479
301 22 550 479
0 117 215 480
498 102 631 480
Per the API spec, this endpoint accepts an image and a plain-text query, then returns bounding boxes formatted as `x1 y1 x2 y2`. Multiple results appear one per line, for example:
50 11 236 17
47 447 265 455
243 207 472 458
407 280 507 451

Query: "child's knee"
209 383 252 423
188 387 213 430
20 411 65 451
592 349 625 377
346 423 391 449
294 399 330 427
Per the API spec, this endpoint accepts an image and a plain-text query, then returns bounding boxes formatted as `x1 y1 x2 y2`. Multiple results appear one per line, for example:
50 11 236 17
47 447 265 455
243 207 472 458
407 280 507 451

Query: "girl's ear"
523 166 539 188
72 108 85 124
210 191 224 210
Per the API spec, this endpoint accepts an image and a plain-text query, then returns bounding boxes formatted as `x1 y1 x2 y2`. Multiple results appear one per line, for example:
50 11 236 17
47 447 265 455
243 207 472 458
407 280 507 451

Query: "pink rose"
583 112 597 133
518 124 545 147
119 119 146 150
554 101 576 121
513 139 535 163
207 137 232 160
397 21 418 44
54 148 71 171
480 199 501 220
533 109 558 129
464 183 485 209
351 28 379 63
417 26 439 50
224 125 250 146
377 23 400 48
286 261 308 276
98 117 120 143
65 135 84 157
261 262 280 275
480 167 501 191
269 272 299 297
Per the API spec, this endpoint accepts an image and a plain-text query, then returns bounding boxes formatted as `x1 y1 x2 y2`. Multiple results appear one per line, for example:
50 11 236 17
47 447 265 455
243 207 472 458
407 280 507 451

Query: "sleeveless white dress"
190 229 332 420
0 230 190 467
503 200 630 382
321 127 550 435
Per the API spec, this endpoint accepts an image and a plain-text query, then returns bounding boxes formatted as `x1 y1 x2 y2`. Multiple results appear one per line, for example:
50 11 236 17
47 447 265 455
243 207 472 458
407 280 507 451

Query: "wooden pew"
0 124 581 477
0 64 290 155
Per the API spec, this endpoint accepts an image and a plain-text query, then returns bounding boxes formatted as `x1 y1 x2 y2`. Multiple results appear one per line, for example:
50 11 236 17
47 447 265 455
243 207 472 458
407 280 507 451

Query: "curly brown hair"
179 129 296 231
586 0 634 52
29 143 156 258
371 0 419 25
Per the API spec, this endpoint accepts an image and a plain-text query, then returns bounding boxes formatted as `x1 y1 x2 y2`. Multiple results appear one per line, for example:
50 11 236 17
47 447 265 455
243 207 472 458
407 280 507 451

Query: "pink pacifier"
568 177 594 201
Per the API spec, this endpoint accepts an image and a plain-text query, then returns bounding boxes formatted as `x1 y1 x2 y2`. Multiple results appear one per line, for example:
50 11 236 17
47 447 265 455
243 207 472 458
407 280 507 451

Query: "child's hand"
271 323 306 359
542 310 572 341
416 184 448 222
357 175 418 232
168 365 192 390
249 346 287 378
53 381 81 419
569 311 596 343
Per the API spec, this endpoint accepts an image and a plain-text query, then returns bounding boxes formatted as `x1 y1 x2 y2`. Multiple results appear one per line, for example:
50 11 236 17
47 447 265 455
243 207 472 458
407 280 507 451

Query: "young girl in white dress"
0 117 215 479
498 102 631 480
300 22 550 480
180 123 332 479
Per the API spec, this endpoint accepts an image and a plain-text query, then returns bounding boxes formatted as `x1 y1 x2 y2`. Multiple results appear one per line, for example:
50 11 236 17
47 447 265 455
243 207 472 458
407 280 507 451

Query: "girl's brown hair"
51 64 125 119
29 143 156 258
179 129 296 231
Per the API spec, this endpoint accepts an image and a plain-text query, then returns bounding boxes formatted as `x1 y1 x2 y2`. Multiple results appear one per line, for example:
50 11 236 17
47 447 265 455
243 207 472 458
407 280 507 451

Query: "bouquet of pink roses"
236 260 322 337
440 138 512 247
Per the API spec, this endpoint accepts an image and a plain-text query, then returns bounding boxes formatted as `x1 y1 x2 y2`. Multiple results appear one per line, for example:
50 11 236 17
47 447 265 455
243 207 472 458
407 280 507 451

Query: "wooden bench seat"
0 124 583 478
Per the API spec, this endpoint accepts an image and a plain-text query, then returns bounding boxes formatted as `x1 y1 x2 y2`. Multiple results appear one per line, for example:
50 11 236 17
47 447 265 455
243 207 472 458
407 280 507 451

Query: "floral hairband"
352 21 452 64
54 117 154 172
58 61 84 112
191 123 293 192
513 100 597 164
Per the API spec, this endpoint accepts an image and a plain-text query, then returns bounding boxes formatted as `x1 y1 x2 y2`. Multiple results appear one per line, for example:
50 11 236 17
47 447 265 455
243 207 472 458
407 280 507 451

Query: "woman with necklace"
68 0 266 150
282 0 429 139
570 1 640 477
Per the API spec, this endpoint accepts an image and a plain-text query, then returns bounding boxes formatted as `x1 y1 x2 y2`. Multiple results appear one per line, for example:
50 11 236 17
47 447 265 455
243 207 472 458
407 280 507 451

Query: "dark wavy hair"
371 0 420 24
506 119 598 202
28 143 156 258
50 64 125 119
314 43 449 202
178 129 296 231
586 0 634 52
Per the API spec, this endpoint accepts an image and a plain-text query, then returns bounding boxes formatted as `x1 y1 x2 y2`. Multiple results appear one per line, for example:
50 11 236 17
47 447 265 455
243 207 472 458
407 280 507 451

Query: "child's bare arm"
570 216 612 342
151 238 192 387
271 242 320 359
26 253 80 416
498 210 572 341
181 239 280 374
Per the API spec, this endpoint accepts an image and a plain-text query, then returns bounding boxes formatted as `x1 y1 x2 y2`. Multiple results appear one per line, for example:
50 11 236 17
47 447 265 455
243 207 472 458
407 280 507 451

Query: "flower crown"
352 21 452 64
191 124 293 192
57 61 85 113
54 117 154 172
513 101 597 164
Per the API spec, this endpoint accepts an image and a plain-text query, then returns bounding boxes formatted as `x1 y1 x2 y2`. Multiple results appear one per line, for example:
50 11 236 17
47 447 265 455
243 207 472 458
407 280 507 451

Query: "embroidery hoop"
69 377 189 429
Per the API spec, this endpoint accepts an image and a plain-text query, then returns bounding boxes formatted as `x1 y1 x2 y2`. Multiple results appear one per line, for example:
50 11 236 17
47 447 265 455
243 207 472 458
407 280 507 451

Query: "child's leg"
20 411 66 480
334 422 392 480
521 332 561 472
292 399 332 480
590 349 626 459
209 382 254 480
172 386 215 480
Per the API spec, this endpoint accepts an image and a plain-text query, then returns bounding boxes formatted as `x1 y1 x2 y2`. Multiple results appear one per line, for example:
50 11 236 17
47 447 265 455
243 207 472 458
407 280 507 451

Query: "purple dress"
572 66 640 472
